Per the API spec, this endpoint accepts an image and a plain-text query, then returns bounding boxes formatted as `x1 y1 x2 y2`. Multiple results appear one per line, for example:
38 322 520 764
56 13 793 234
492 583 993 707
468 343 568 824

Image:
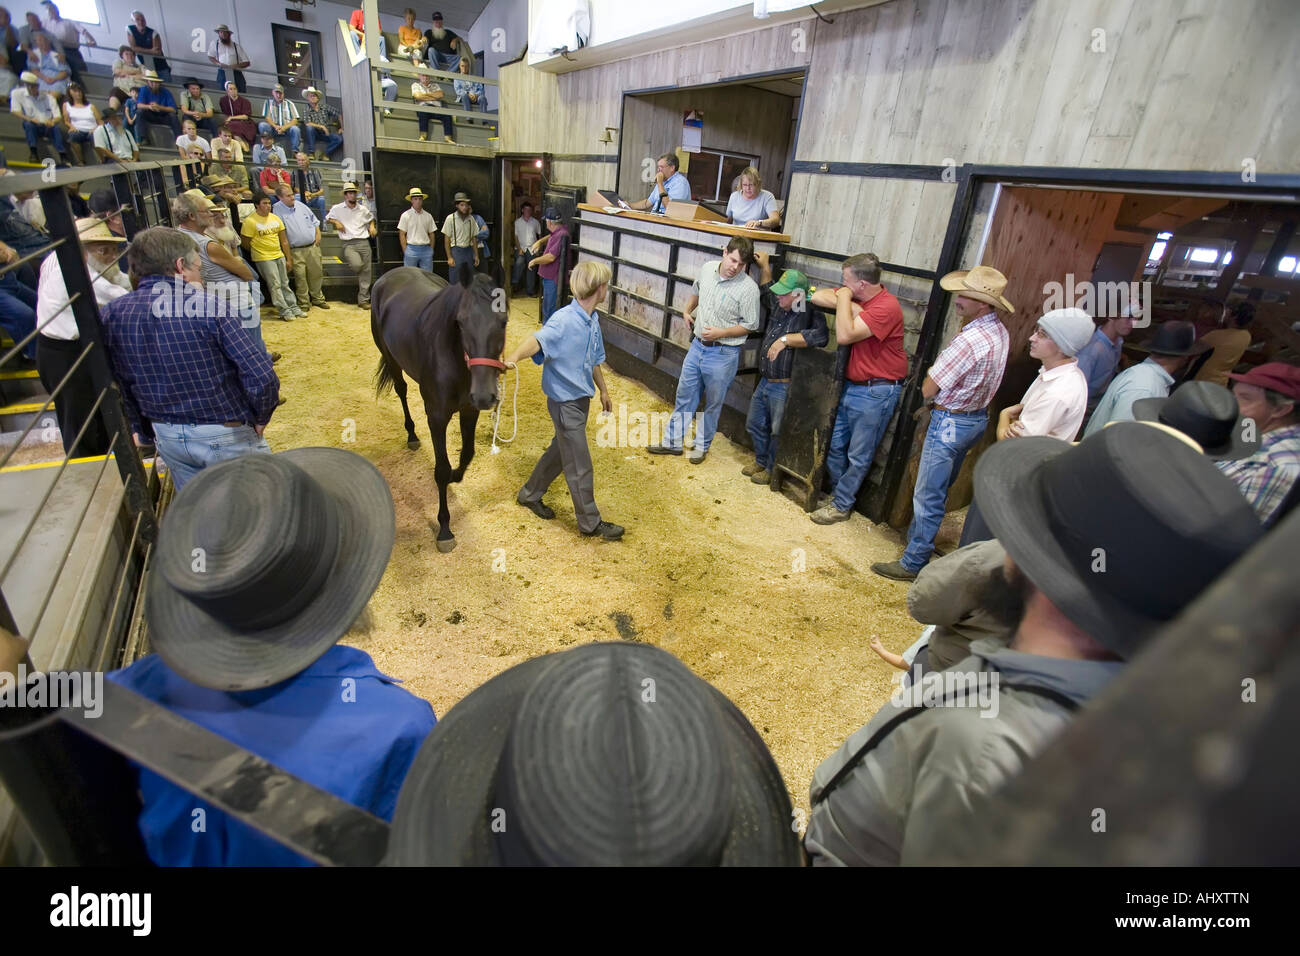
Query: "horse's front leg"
428 412 457 552
450 407 480 483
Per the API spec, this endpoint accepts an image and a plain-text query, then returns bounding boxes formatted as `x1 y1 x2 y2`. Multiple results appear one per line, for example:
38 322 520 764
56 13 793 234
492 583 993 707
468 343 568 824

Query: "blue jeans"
258 121 302 153
306 197 326 223
901 408 989 572
746 378 789 471
304 126 343 157
540 276 558 322
663 339 741 453
826 382 902 513
417 110 453 138
0 272 37 359
449 246 475 281
513 252 536 294
429 48 460 71
404 244 433 271
23 120 66 153
152 422 272 491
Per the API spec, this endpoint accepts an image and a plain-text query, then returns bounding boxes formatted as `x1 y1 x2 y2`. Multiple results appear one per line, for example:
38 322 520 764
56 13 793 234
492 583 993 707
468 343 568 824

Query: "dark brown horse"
371 265 507 552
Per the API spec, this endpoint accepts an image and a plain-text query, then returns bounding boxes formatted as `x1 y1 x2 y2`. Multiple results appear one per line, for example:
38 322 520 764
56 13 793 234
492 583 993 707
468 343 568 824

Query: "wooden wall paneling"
869 179 927 267
851 0 914 166
905 180 959 269
886 0 948 150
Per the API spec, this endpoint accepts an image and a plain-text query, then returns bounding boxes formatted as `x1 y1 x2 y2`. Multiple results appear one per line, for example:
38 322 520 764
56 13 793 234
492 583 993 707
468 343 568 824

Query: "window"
1279 256 1298 275
1189 247 1219 264
1148 241 1166 262
683 147 758 203
51 0 100 26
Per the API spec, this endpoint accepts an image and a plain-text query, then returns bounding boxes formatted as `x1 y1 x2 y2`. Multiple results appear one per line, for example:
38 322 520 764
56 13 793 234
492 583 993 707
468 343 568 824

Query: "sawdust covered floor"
262 295 955 817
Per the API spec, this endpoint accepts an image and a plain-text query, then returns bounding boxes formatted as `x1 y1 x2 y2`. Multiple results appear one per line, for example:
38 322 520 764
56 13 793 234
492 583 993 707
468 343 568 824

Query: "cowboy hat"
387 642 803 866
453 191 471 203
18 71 38 84
183 77 203 88
142 69 162 81
405 187 427 199
940 264 1015 313
1132 320 1211 357
341 181 359 193
146 449 396 691
180 188 219 211
272 83 284 92
215 23 231 31
1132 381 1258 461
75 217 127 244
973 423 1262 660
303 86 321 96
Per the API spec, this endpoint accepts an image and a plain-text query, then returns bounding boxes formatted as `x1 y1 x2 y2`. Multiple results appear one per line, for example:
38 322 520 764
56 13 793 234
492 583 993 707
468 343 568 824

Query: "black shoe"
581 521 624 540
518 496 555 520
314 301 330 310
646 443 682 456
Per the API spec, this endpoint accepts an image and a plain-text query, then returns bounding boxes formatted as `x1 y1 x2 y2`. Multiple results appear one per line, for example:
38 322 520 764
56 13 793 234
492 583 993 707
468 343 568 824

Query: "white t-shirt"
10 86 58 122
397 207 436 245
176 133 211 155
726 188 776 226
1016 361 1089 441
514 215 542 252
327 200 374 240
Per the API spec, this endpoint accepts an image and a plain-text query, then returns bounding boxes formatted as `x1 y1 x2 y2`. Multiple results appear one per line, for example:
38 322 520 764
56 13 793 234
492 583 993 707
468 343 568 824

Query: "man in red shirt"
808 253 909 524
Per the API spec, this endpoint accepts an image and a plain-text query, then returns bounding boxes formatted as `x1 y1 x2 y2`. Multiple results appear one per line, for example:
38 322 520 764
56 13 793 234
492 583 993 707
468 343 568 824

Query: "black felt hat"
1133 320 1211 357
387 642 803 866
1132 381 1258 461
146 449 395 690
973 423 1262 659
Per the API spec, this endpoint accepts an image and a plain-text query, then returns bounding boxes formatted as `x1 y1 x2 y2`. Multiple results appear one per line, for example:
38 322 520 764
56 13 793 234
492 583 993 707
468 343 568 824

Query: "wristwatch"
780 335 788 345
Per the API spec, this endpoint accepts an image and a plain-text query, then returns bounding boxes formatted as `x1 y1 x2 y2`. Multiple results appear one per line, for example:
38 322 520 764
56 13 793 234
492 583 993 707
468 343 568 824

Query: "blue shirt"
107 645 437 866
646 170 690 213
273 199 320 248
1082 357 1174 437
101 274 280 440
534 299 605 402
136 84 176 111
1074 328 1123 404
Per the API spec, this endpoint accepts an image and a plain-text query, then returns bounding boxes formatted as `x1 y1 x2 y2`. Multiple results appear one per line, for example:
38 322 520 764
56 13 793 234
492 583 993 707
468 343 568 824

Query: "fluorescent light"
1148 241 1166 261
1189 247 1219 263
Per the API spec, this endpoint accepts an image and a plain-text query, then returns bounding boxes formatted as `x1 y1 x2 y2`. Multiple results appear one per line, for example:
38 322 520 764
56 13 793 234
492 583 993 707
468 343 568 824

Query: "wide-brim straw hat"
76 217 127 244
19 71 38 85
387 642 804 866
142 69 162 82
406 187 427 199
342 181 359 193
940 264 1015 313
453 191 471 203
146 449 395 691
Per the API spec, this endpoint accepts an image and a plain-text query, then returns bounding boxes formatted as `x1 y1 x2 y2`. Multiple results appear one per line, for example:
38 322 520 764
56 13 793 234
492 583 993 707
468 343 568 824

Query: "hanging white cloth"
530 0 592 56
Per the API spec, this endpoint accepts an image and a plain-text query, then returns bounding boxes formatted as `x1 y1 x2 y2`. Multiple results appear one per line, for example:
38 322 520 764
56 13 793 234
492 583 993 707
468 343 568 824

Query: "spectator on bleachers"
1196 301 1255 388
397 8 425 57
10 69 67 164
219 80 257 149
59 80 96 164
175 117 211 161
102 226 279 487
259 83 301 154
252 129 285 173
34 216 129 455
411 66 454 144
8 178 44 231
347 7 389 61
38 1 87 84
178 78 219 139
205 193 242 253
326 182 375 309
212 122 244 162
208 24 249 94
300 87 342 159
806 424 1263 866
424 11 465 72
1219 363 1300 526
91 106 137 163
0 236 36 360
109 44 143 109
213 149 250 198
126 10 170 82
29 31 65 96
0 8 24 74
272 183 327 314
291 151 325 223
135 69 181 143
454 55 487 113
258 152 290 196
0 49 18 98
241 191 300 322
16 11 50 60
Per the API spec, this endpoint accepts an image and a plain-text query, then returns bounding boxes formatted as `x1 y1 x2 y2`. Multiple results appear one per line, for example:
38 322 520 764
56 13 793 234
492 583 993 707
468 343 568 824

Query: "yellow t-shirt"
240 212 285 261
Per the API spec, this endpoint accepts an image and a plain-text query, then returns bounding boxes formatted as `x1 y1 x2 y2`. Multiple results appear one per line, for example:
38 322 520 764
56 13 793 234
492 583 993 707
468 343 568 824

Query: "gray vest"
178 225 262 312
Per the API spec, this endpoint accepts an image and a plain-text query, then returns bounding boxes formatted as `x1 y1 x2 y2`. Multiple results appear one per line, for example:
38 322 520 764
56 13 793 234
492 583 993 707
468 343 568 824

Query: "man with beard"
805 423 1262 866
423 11 466 73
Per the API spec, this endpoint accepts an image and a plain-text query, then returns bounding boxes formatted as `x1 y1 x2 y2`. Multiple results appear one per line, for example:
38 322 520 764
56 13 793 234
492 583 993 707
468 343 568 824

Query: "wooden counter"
576 203 790 243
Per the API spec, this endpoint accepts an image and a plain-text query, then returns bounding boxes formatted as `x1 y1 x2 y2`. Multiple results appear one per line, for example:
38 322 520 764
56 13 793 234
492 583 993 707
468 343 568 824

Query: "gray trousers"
519 396 601 533
341 238 373 304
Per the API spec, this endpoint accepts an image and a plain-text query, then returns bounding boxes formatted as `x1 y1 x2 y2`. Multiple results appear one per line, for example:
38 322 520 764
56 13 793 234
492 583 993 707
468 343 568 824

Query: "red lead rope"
464 352 508 371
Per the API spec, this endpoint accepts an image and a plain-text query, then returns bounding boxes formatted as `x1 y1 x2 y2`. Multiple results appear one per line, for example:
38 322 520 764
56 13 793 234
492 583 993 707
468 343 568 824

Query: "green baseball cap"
770 269 810 297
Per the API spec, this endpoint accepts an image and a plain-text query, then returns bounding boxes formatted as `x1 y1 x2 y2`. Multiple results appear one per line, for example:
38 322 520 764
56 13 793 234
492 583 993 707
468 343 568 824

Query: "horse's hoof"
407 439 421 450
435 537 457 553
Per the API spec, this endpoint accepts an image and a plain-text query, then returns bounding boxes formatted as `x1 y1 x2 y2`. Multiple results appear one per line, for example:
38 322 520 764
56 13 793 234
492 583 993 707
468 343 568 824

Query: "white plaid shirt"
1218 423 1300 524
692 261 760 347
927 312 1009 411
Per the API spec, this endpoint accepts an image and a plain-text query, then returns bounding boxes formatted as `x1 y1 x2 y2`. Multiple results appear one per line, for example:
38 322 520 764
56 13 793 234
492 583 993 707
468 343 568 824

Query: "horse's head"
454 264 507 411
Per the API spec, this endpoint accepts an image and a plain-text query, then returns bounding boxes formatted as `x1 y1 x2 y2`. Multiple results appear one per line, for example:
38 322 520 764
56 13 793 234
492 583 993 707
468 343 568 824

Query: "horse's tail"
375 355 399 398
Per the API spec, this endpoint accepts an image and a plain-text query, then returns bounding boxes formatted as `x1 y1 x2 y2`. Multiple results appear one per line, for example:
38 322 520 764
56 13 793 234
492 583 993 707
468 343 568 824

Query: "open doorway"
617 71 804 220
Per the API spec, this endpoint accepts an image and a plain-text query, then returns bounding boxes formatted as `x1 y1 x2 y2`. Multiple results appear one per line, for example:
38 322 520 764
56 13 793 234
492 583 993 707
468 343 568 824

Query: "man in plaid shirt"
1219 362 1300 526
258 84 301 154
874 265 1012 581
100 226 279 491
300 87 343 159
